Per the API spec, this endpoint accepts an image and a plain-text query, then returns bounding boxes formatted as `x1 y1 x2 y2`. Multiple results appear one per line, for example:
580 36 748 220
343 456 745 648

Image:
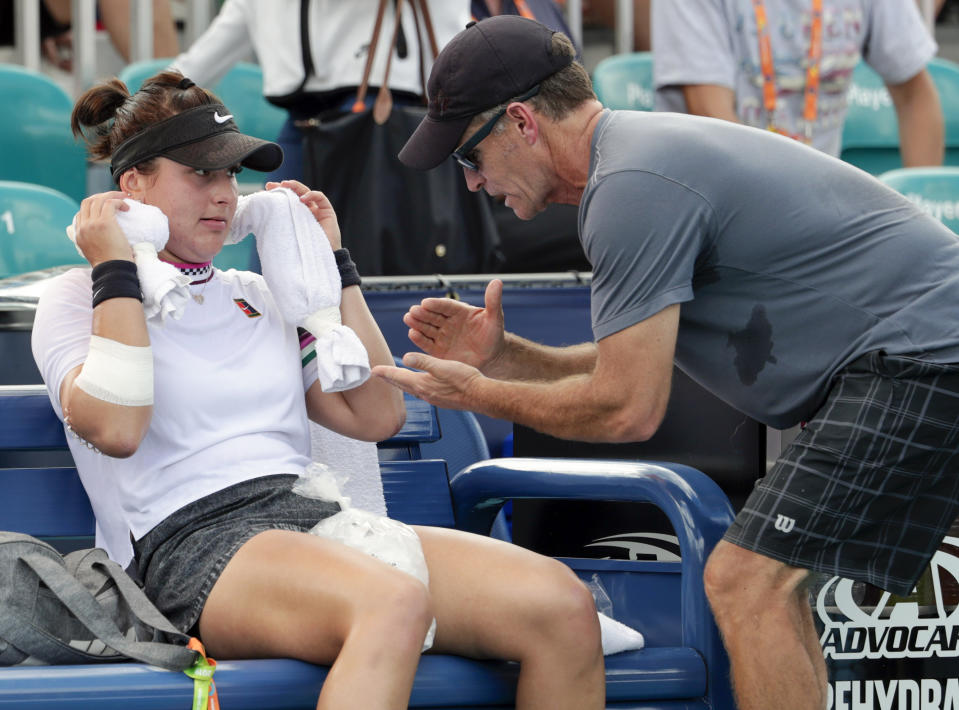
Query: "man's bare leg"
704 540 827 710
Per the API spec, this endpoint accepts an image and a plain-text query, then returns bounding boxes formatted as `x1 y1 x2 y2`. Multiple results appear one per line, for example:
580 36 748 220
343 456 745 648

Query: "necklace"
189 271 214 304
164 260 214 304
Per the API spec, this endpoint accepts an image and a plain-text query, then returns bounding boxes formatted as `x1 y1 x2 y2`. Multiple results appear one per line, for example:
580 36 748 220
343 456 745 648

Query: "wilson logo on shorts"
233 298 261 318
774 514 796 533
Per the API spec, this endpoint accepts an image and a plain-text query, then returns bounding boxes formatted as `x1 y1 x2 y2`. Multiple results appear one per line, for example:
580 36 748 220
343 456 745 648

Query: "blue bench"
0 385 736 709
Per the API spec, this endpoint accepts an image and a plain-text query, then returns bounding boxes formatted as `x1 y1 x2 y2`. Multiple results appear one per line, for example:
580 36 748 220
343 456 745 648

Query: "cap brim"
164 131 284 174
398 114 472 170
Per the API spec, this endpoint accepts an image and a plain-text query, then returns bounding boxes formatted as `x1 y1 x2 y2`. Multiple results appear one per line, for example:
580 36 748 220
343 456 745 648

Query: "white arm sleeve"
170 0 256 87
31 269 96 417
862 1 938 86
652 0 738 108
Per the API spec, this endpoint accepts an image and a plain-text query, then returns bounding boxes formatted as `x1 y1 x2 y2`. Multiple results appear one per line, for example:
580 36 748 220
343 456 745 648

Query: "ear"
505 102 539 146
118 168 144 196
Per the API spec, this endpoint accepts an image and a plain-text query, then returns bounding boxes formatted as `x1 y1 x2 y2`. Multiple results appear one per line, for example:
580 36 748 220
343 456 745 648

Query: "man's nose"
463 166 484 193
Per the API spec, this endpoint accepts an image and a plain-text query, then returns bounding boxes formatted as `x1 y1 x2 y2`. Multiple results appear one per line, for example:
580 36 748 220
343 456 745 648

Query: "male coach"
373 16 959 710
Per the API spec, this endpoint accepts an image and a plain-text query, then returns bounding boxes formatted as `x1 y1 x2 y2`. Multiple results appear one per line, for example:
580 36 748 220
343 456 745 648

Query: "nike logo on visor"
213 112 234 124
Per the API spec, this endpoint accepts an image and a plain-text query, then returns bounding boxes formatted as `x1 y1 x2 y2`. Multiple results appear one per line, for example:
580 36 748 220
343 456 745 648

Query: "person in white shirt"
652 0 944 163
32 68 605 709
172 0 469 183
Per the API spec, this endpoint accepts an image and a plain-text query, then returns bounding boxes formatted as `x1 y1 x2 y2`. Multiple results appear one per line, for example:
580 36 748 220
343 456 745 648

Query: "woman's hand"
74 191 133 266
266 180 342 250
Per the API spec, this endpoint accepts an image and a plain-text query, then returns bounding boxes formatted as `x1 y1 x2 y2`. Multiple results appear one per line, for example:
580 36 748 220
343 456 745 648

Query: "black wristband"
334 247 362 288
91 260 142 308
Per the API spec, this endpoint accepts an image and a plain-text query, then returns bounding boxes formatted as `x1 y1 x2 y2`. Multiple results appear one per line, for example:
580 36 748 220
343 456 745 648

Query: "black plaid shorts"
724 351 959 595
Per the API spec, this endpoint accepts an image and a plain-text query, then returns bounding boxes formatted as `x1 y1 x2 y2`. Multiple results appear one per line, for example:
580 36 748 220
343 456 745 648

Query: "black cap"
110 103 283 181
398 15 573 170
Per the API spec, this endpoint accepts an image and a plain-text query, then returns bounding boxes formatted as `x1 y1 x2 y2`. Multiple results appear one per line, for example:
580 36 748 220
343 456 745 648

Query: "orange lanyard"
513 0 535 18
471 0 535 21
751 0 823 143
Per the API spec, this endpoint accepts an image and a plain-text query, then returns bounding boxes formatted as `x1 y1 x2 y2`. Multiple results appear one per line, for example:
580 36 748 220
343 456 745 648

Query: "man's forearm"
484 334 598 382
465 370 663 444
681 84 739 123
899 108 945 167
890 70 944 167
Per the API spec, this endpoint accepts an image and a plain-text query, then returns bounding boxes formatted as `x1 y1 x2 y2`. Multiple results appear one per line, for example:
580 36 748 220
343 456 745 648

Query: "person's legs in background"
582 0 651 51
43 0 180 62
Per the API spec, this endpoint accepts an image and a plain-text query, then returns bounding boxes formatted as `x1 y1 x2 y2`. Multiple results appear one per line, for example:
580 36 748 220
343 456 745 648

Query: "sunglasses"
451 84 541 172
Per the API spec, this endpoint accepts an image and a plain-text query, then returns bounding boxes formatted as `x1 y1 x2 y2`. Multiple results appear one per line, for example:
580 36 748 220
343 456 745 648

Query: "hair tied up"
177 77 196 90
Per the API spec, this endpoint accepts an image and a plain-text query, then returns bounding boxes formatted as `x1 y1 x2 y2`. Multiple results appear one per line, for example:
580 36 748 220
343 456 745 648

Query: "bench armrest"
449 457 736 709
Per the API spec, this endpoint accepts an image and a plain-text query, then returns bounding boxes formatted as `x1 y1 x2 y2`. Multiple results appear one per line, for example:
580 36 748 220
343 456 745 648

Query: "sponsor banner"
828 678 959 710
818 536 959 710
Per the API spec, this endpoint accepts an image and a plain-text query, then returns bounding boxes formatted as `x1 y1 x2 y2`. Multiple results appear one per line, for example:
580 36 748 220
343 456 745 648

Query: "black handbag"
300 0 503 276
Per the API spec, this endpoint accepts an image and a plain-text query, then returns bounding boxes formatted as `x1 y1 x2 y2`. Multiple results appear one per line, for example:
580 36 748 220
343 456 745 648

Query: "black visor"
110 103 283 181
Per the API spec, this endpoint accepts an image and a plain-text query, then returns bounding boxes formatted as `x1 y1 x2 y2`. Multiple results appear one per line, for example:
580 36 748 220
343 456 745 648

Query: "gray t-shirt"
582 110 959 428
651 0 936 156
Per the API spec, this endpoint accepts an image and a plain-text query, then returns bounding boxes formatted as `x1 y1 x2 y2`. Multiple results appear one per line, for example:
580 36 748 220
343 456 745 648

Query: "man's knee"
704 541 809 615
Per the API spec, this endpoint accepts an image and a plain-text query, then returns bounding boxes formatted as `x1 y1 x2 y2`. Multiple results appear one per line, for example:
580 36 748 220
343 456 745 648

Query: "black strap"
271 0 421 111
264 0 314 108
392 0 408 58
299 0 315 83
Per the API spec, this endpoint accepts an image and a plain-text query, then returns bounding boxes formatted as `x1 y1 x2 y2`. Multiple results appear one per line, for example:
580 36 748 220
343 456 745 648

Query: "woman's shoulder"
35 266 93 307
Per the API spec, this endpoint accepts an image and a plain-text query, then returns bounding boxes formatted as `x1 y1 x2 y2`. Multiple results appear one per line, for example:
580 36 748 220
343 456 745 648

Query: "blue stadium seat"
0 385 736 709
0 181 84 279
209 63 287 148
116 57 171 93
0 64 87 203
591 52 655 110
418 399 514 540
878 166 959 234
841 57 959 175
212 239 258 272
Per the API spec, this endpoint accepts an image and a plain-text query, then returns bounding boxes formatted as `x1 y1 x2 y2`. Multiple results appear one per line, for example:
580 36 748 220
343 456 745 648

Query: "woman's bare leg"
198 529 434 710
197 525 604 709
414 526 605 710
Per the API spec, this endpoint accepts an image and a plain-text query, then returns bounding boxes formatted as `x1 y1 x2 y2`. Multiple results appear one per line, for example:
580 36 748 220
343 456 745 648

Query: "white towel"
302 433 645 655
66 199 191 322
309 421 386 516
598 612 645 655
231 188 370 392
292 463 437 651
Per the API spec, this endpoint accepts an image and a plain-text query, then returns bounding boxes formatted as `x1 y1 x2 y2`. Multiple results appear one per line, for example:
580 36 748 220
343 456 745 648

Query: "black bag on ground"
300 0 502 276
0 532 198 670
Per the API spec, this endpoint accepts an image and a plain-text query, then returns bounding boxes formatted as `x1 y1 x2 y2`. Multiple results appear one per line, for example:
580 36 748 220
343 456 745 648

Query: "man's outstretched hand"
402 279 507 372
372 352 483 412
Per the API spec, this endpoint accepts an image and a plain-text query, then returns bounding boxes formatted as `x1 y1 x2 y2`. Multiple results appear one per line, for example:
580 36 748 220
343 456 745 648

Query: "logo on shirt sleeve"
233 298 261 318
